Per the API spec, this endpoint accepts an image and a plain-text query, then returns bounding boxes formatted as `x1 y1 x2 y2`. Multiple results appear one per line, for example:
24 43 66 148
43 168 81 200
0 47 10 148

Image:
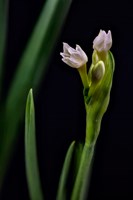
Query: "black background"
1 0 133 199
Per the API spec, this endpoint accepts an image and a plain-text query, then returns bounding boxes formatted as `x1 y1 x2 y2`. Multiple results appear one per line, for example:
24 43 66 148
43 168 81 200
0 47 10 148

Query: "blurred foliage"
0 0 72 188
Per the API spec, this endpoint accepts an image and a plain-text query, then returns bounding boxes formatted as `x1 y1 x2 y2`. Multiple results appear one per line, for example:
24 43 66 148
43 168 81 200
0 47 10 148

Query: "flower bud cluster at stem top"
60 30 115 147
60 30 112 88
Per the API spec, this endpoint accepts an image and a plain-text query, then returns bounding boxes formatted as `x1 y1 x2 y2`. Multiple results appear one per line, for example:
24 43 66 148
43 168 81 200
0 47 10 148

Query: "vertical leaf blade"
0 0 9 93
6 0 73 112
25 89 44 200
56 141 75 200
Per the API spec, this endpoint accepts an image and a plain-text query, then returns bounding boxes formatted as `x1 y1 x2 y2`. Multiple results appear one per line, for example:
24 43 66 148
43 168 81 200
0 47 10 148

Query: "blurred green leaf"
25 89 44 200
6 0 72 113
56 141 75 200
0 0 9 94
0 0 72 185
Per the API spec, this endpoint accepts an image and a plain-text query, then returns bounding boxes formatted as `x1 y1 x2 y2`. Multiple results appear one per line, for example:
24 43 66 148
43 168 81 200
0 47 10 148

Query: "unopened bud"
91 61 105 82
93 30 112 53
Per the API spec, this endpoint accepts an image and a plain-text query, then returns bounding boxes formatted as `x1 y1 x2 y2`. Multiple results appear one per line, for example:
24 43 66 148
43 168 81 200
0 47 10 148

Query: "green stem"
71 108 102 200
85 109 101 146
78 64 90 88
71 144 94 200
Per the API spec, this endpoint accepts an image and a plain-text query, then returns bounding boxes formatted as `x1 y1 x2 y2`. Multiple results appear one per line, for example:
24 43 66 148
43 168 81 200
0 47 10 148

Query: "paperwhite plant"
93 30 112 52
58 29 115 200
60 43 88 68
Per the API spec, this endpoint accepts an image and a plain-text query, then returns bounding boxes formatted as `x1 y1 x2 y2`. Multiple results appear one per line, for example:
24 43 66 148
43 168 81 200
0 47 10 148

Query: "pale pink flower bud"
93 30 112 52
60 43 88 68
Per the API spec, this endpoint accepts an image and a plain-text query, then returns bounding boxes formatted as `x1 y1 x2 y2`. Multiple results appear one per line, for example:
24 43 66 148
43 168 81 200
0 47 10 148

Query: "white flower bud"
60 43 88 68
93 30 112 53
91 61 105 82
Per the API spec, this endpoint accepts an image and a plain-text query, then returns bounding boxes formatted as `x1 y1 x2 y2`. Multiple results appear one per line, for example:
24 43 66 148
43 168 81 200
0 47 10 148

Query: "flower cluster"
60 30 112 86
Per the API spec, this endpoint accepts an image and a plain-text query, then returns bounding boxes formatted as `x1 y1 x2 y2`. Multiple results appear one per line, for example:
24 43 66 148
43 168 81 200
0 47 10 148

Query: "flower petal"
60 52 69 58
62 57 79 68
63 42 71 54
76 45 88 62
67 46 77 54
105 30 112 50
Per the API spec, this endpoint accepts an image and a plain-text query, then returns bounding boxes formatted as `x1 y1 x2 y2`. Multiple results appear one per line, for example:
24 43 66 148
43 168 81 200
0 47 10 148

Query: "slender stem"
78 64 90 88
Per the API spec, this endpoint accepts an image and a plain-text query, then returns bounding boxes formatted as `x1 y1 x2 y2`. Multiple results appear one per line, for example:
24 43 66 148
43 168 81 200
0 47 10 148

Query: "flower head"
60 43 88 68
93 30 112 52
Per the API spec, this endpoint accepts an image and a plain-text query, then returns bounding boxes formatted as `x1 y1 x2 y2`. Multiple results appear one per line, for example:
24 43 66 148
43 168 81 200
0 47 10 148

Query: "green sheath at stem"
71 144 94 200
71 111 101 200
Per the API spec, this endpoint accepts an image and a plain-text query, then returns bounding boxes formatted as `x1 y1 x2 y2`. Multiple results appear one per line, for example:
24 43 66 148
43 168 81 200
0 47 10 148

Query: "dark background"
1 0 133 199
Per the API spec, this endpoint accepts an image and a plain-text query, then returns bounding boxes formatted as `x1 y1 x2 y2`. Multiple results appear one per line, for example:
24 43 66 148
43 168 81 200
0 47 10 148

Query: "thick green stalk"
71 143 94 200
85 112 101 146
71 111 102 200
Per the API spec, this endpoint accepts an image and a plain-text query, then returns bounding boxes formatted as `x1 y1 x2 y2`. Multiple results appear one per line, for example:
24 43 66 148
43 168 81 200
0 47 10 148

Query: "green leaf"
72 143 83 184
56 141 75 200
25 89 44 200
0 0 9 94
0 0 72 186
6 0 73 113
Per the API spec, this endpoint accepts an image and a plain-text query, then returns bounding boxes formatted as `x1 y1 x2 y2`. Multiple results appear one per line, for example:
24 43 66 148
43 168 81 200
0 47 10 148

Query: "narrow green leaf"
73 143 83 180
0 0 72 186
56 141 75 200
0 0 9 93
25 89 44 200
6 0 72 113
